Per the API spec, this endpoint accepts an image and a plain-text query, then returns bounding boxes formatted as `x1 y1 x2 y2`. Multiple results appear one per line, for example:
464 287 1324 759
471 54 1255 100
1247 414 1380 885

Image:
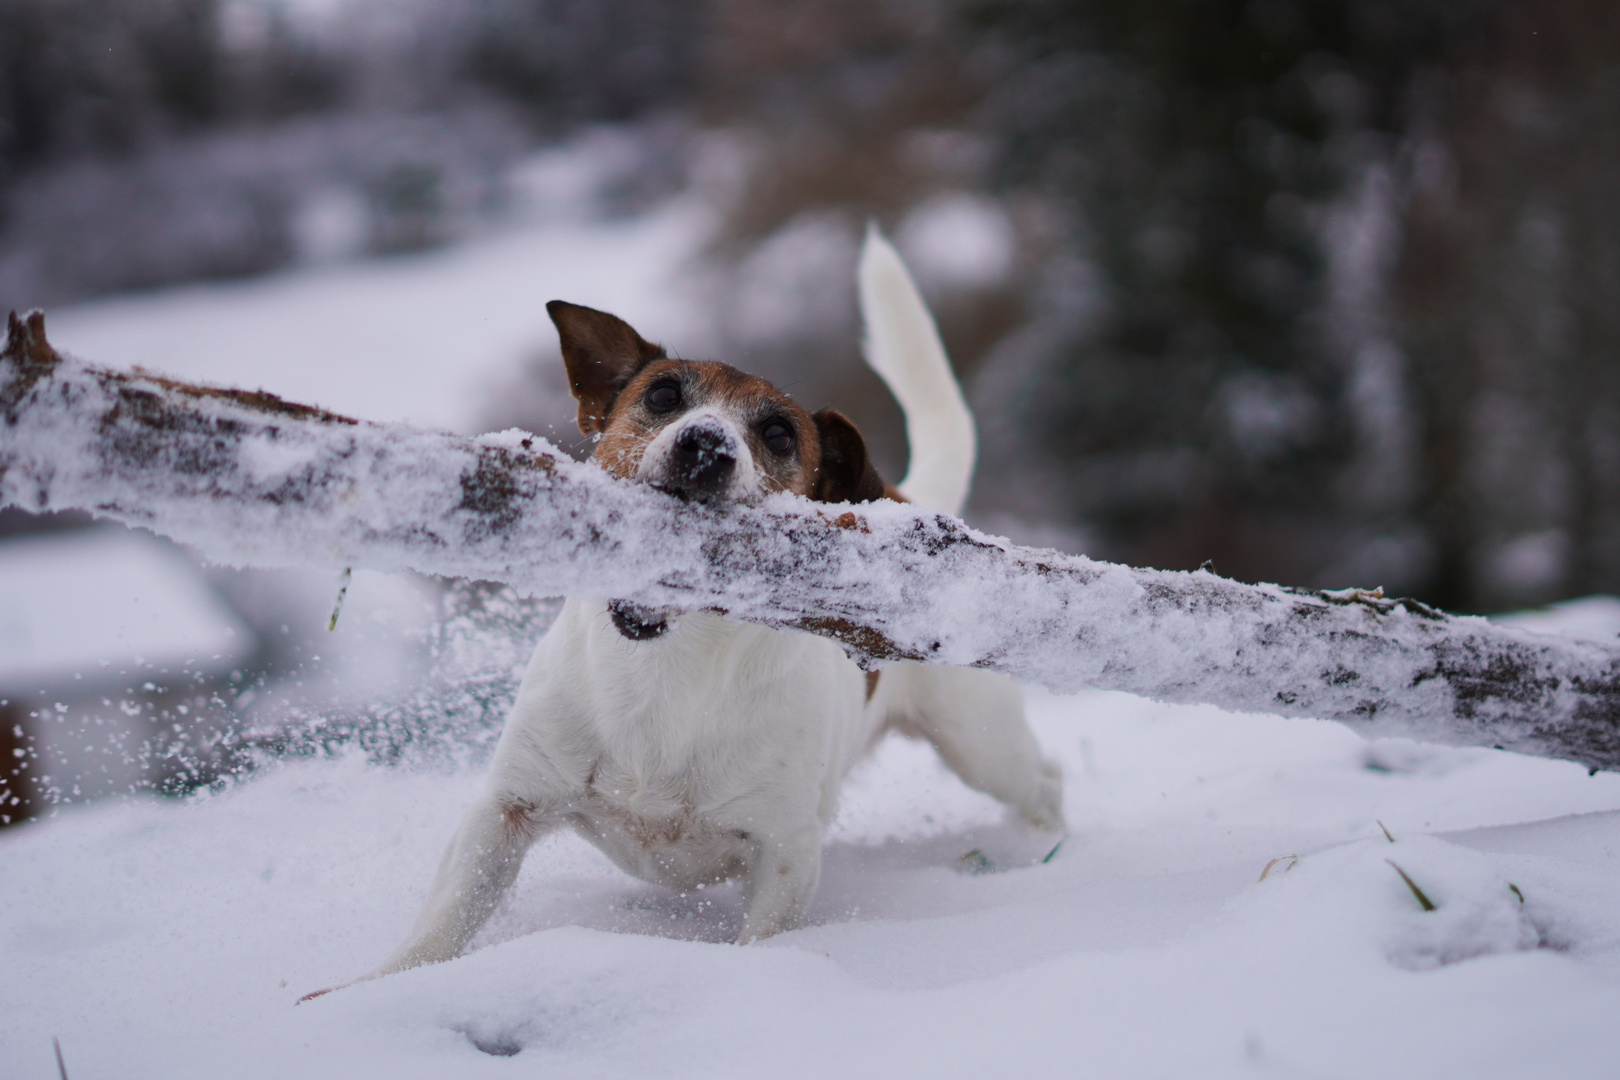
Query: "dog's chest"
530 599 867 764
577 759 698 836
563 706 773 882
567 774 750 887
508 600 876 882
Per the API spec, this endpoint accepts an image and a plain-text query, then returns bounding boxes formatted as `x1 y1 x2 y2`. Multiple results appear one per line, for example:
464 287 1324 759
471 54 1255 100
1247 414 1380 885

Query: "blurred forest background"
3 0 1617 615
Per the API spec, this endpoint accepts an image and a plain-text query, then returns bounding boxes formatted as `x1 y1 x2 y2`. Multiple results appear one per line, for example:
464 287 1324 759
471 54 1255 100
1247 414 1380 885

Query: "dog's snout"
661 421 737 500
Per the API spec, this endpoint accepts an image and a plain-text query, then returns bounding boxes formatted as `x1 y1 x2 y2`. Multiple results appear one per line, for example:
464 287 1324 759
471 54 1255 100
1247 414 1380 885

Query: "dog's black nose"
660 421 736 500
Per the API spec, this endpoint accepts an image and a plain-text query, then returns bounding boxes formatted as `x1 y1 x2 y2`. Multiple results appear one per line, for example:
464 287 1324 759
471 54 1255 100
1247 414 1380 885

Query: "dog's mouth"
649 480 725 505
608 599 677 640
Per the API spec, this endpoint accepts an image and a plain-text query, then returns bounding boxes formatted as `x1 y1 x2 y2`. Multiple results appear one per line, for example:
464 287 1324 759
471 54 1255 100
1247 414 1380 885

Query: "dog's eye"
760 418 794 455
644 381 681 412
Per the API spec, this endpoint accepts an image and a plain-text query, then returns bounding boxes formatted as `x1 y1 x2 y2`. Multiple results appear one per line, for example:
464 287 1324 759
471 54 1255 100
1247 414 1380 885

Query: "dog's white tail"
857 225 976 516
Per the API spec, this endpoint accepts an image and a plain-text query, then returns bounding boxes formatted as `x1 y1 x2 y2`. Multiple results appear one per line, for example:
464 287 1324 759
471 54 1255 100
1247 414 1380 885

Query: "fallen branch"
4 311 1619 770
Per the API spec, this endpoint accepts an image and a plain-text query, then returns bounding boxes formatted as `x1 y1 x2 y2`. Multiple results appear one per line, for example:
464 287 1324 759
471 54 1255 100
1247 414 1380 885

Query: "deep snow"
5 669 1620 1079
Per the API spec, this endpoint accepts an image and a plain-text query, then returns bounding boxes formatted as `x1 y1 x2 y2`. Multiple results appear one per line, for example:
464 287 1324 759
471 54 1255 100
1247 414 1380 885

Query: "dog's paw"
1018 758 1066 832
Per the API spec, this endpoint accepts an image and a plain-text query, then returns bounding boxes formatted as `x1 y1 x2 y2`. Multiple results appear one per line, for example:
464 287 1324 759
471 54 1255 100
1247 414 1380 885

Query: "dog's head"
548 300 888 506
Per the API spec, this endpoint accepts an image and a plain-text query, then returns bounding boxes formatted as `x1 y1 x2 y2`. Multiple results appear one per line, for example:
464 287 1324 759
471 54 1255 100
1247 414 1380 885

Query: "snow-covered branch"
4 310 1620 771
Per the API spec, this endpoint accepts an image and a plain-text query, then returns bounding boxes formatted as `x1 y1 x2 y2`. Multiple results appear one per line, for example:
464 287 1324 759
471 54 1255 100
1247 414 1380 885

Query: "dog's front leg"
302 790 553 1001
372 791 553 976
737 825 822 943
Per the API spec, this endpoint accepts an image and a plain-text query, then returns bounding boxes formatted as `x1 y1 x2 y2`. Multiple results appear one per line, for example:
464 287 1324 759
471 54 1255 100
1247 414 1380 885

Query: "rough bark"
4 310 1620 771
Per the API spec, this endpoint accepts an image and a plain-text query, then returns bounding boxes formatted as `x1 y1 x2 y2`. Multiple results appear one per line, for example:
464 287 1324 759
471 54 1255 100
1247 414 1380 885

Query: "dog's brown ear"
812 409 888 504
547 300 666 434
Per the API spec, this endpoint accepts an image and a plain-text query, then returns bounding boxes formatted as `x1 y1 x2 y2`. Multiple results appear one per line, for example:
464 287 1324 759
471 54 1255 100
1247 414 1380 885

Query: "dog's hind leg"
371 790 556 977
879 664 1065 833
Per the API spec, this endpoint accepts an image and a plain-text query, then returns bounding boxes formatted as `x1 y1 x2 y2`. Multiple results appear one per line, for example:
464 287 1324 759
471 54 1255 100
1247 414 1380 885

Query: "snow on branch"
4 310 1620 771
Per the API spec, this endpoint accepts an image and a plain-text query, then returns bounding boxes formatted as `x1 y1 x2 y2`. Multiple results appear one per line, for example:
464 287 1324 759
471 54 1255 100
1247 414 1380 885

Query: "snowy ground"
8 171 1620 1078
6 638 1620 1079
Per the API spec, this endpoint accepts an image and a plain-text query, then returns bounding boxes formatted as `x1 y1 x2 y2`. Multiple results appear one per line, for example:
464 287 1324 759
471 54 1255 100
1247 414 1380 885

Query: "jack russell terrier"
307 229 1063 996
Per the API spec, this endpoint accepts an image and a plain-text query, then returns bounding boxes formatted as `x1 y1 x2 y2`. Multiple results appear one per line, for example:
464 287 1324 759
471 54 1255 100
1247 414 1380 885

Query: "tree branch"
4 310 1619 771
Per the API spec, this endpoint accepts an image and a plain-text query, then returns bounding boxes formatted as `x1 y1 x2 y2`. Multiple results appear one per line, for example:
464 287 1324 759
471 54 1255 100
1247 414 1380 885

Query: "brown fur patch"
594 359 824 496
812 409 887 504
499 795 538 836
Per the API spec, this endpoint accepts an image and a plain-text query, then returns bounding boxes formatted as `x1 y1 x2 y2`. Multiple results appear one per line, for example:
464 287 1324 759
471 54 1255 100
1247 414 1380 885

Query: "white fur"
858 224 975 516
337 229 1063 990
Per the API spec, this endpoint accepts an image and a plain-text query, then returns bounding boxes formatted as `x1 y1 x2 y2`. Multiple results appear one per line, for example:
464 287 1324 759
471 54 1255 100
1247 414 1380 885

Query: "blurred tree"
455 0 704 128
706 0 1620 614
963 0 1620 613
0 0 333 179
0 0 701 310
964 0 1491 597
1400 0 1620 611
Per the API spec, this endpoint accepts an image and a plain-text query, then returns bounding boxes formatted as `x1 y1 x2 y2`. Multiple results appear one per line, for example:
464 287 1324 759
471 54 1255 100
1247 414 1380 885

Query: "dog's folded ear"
812 409 889 504
547 301 667 434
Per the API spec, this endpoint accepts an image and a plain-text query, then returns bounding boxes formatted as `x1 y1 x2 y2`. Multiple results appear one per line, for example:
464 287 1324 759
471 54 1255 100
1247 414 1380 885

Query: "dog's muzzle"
655 418 737 502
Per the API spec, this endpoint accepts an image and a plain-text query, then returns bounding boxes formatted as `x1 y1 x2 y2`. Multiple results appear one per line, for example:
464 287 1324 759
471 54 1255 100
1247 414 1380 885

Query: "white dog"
308 231 1062 995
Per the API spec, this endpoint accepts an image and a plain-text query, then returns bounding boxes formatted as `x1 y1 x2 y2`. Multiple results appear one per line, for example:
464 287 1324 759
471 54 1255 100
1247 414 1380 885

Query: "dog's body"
339 232 1063 986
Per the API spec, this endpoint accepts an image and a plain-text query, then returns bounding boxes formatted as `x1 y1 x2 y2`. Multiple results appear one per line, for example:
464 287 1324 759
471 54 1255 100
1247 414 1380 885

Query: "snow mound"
1243 833 1539 971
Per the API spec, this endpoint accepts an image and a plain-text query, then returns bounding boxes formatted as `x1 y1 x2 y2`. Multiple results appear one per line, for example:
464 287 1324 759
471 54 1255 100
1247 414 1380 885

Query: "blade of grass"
1258 854 1299 882
1386 859 1436 911
326 566 353 631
